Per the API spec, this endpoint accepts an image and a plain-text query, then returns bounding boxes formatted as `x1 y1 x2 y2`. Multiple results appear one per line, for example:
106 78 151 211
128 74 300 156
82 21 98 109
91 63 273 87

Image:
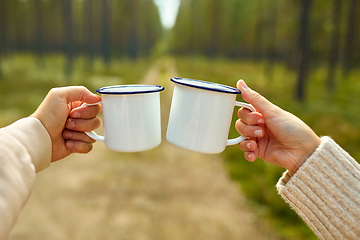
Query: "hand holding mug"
235 80 322 174
84 85 165 152
31 86 102 162
166 78 255 154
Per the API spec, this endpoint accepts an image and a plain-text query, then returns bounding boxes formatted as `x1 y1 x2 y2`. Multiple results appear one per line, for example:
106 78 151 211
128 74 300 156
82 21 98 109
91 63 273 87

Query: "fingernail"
246 143 251 149
254 130 263 137
240 80 249 89
258 118 265 124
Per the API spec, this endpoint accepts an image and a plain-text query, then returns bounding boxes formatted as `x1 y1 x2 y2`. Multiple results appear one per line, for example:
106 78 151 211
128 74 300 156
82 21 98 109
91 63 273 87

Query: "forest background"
0 0 360 239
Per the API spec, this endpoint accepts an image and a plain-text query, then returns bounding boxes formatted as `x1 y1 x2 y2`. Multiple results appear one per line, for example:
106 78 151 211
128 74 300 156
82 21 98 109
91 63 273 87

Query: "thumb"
62 86 101 104
237 80 278 117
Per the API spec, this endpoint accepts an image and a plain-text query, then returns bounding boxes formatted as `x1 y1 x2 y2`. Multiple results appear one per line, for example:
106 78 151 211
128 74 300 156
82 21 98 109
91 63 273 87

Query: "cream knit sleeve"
0 118 52 240
277 136 360 240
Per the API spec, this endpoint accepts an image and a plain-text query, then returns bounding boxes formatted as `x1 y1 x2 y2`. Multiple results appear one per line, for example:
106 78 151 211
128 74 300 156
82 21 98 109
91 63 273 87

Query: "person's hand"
31 86 102 162
235 80 321 174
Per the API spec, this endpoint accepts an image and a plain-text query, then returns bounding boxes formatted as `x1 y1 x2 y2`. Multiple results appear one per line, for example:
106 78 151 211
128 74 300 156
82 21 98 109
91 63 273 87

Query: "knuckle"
242 125 257 137
95 104 102 114
84 144 93 153
238 108 253 124
76 142 92 153
252 91 263 102
236 121 248 136
238 107 246 118
239 141 248 151
243 127 252 137
93 118 101 129
77 86 89 93
48 87 62 96
74 86 90 96
235 119 243 130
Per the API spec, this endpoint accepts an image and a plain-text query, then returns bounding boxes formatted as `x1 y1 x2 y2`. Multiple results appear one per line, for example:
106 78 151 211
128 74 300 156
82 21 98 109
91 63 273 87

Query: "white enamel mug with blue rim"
84 85 165 152
166 78 255 154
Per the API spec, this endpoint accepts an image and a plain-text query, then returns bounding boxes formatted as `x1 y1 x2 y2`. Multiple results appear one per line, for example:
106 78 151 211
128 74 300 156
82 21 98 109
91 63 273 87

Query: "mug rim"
96 84 165 95
170 77 240 94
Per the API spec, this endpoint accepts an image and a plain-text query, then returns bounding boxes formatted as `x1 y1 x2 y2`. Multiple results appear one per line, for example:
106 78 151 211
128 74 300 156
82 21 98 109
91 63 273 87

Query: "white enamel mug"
166 78 255 154
84 85 165 152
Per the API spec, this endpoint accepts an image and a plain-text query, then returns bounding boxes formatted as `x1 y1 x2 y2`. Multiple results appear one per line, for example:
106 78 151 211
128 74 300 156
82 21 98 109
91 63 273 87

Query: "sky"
153 0 181 29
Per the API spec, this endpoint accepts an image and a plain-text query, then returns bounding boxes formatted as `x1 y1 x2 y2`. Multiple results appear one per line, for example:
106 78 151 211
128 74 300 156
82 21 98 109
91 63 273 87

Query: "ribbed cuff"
276 136 360 240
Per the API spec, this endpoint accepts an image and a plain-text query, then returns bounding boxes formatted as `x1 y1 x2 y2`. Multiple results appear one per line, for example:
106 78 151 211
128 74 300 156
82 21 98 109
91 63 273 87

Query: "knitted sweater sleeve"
0 118 52 240
276 136 360 240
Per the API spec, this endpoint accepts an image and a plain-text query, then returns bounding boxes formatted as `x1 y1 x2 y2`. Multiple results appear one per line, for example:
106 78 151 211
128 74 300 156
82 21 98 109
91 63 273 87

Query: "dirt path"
9 58 278 240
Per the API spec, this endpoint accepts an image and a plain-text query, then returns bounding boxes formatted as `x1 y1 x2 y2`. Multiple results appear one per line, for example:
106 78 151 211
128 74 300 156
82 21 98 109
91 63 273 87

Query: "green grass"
175 56 360 240
0 54 153 127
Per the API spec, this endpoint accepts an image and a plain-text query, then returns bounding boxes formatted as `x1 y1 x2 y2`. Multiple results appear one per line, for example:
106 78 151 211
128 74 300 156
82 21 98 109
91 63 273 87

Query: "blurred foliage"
0 0 163 60
175 56 360 240
171 0 359 65
0 54 153 127
171 0 360 101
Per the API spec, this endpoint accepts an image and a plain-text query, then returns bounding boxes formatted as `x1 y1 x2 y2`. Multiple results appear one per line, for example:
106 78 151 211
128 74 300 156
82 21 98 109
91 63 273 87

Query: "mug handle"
81 102 105 142
227 101 256 146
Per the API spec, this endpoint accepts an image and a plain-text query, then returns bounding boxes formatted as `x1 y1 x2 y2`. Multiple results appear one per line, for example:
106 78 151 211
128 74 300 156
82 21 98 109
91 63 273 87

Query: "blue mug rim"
170 77 241 94
96 84 165 95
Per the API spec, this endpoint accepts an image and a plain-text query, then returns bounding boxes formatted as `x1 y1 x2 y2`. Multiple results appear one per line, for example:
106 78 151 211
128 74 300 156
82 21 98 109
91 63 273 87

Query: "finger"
235 119 264 138
66 117 101 132
65 86 101 104
244 151 257 162
70 104 102 119
66 140 93 154
63 129 96 143
51 86 101 105
238 139 259 162
237 80 280 118
239 139 257 152
69 101 84 110
238 107 264 125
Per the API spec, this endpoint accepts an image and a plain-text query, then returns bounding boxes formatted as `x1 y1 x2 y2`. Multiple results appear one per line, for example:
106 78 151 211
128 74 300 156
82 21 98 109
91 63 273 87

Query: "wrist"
289 136 322 174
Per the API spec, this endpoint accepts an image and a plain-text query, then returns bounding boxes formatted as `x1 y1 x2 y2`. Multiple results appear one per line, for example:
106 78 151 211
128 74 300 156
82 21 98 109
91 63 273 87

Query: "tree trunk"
253 2 265 61
326 0 341 93
343 0 357 78
208 0 221 58
34 0 45 67
129 0 139 60
190 0 197 53
101 0 111 66
63 0 74 79
0 0 7 77
264 2 278 82
296 0 312 102
84 0 94 70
